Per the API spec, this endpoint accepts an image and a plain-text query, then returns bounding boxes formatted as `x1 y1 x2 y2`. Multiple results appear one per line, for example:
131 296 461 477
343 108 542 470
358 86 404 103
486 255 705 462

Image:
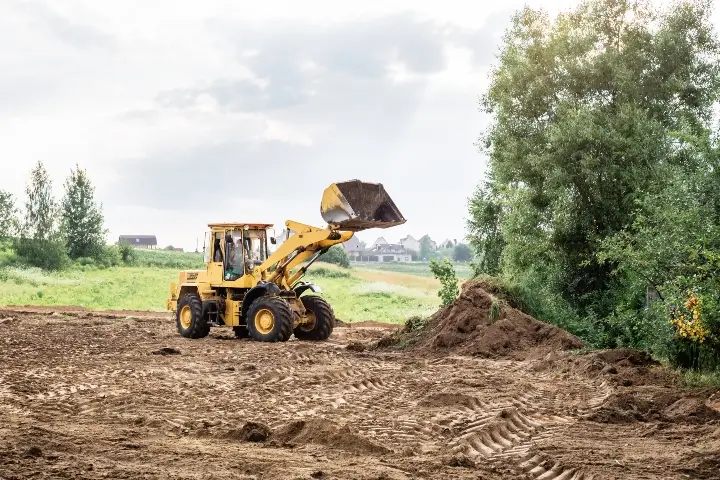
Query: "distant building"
371 237 388 249
342 236 364 261
350 241 411 263
440 239 455 249
399 235 420 253
419 234 438 252
118 235 158 249
272 228 295 246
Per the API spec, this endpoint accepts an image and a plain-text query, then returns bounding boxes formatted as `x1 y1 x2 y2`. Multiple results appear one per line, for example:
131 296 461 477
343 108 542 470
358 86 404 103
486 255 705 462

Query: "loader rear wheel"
176 293 210 339
246 296 293 342
294 295 334 341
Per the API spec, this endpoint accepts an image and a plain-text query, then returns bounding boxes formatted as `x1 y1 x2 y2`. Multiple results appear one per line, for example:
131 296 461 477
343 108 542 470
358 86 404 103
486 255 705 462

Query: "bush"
13 238 69 271
117 242 137 265
320 245 350 268
95 245 122 268
429 258 459 306
307 267 352 279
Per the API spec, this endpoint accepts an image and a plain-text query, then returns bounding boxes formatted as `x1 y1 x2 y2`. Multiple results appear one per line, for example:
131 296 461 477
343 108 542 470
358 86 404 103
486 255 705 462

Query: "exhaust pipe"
320 180 406 231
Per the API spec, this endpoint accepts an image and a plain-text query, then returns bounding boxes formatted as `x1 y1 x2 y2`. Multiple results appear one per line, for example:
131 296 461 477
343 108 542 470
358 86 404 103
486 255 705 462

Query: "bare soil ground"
0 305 719 480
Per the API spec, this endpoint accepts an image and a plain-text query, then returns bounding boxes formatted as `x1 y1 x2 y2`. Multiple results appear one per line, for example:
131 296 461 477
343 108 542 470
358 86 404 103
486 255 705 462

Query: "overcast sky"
1 0 717 250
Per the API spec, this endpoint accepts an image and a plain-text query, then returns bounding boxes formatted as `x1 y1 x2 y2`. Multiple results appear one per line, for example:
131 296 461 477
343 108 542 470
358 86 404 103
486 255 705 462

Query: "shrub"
13 238 69 271
429 258 459 306
321 245 350 268
117 242 137 265
404 315 429 332
95 245 122 268
308 267 352 279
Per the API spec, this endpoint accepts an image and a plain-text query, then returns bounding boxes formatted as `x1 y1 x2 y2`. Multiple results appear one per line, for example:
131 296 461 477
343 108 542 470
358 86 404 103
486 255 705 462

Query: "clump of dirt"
272 419 389 455
346 341 366 352
589 388 720 424
151 347 181 356
579 348 677 387
223 422 271 442
381 280 583 360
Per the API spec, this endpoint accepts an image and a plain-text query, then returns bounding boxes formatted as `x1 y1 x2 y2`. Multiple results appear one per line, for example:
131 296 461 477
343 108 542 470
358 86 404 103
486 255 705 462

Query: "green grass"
0 254 441 323
132 249 205 269
681 369 720 388
0 266 180 311
352 261 473 280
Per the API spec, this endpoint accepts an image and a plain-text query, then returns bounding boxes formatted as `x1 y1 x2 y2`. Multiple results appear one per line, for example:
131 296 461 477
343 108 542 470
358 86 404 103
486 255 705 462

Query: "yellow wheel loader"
166 180 405 342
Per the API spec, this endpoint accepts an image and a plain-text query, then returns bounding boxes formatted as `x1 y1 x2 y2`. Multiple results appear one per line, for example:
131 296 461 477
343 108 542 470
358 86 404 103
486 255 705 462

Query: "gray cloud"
109 12 508 237
8 0 116 51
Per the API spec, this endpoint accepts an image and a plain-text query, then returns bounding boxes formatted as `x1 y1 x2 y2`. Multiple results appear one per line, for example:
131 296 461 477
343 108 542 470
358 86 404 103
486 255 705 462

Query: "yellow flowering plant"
669 290 712 344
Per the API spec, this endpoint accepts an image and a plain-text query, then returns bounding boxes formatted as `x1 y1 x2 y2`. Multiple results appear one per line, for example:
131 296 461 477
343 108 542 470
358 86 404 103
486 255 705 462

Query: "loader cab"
204 223 275 282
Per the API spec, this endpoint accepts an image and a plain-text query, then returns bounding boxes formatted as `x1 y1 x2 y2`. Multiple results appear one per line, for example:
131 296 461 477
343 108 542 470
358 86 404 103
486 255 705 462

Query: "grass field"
0 258 443 324
352 261 473 279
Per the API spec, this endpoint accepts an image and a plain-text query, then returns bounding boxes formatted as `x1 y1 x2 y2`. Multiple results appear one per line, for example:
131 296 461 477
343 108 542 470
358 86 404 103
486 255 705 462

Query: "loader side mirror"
270 237 276 245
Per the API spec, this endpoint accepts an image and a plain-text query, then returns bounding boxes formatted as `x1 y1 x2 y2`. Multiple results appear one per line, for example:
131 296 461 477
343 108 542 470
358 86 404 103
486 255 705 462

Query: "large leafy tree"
470 0 720 322
61 164 107 259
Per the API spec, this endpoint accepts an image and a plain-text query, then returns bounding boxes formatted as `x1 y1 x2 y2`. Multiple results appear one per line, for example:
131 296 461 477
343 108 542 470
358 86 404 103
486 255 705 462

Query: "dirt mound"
578 348 677 387
393 280 583 359
272 419 390 455
223 422 271 442
589 388 720 424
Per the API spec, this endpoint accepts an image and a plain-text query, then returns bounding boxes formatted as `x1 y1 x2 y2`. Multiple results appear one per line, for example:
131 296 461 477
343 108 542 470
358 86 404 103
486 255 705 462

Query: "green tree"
60 164 106 260
22 161 57 240
470 0 720 328
419 235 434 261
453 243 472 262
321 244 350 268
467 179 504 274
15 161 68 270
0 190 19 238
430 259 459 306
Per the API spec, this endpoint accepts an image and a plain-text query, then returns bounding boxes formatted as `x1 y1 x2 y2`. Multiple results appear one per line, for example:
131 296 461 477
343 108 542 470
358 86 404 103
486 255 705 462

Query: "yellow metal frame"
166 220 353 325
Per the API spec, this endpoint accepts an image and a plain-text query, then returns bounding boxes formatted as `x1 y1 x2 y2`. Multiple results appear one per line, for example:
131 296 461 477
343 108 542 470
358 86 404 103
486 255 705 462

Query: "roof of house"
372 237 388 245
118 235 157 245
376 243 406 252
400 235 417 242
342 236 363 252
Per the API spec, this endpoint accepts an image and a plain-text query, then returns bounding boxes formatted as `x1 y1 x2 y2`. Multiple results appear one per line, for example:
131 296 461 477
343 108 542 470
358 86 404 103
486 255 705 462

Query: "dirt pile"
223 422 272 442
532 347 679 387
272 419 390 455
589 388 720 424
388 280 584 360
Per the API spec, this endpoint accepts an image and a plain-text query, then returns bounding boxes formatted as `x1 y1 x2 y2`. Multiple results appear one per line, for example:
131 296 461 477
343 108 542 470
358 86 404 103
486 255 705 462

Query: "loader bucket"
321 180 406 231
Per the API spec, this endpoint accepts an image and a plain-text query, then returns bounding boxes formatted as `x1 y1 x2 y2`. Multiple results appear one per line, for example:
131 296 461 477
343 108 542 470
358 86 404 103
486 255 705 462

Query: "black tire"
294 295 334 341
176 293 210 339
246 296 293 342
233 326 249 338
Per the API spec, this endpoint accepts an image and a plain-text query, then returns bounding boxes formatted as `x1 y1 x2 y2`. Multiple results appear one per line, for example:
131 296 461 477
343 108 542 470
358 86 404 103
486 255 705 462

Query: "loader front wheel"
294 295 334 341
176 293 210 339
246 296 293 342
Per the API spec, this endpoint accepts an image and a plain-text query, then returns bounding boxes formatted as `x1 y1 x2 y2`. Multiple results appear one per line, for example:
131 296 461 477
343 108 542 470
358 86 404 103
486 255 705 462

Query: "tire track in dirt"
5 311 713 479
430 358 611 479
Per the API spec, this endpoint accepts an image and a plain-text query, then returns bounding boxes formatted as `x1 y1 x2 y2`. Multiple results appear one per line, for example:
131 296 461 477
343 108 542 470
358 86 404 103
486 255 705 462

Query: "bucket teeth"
320 180 406 231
